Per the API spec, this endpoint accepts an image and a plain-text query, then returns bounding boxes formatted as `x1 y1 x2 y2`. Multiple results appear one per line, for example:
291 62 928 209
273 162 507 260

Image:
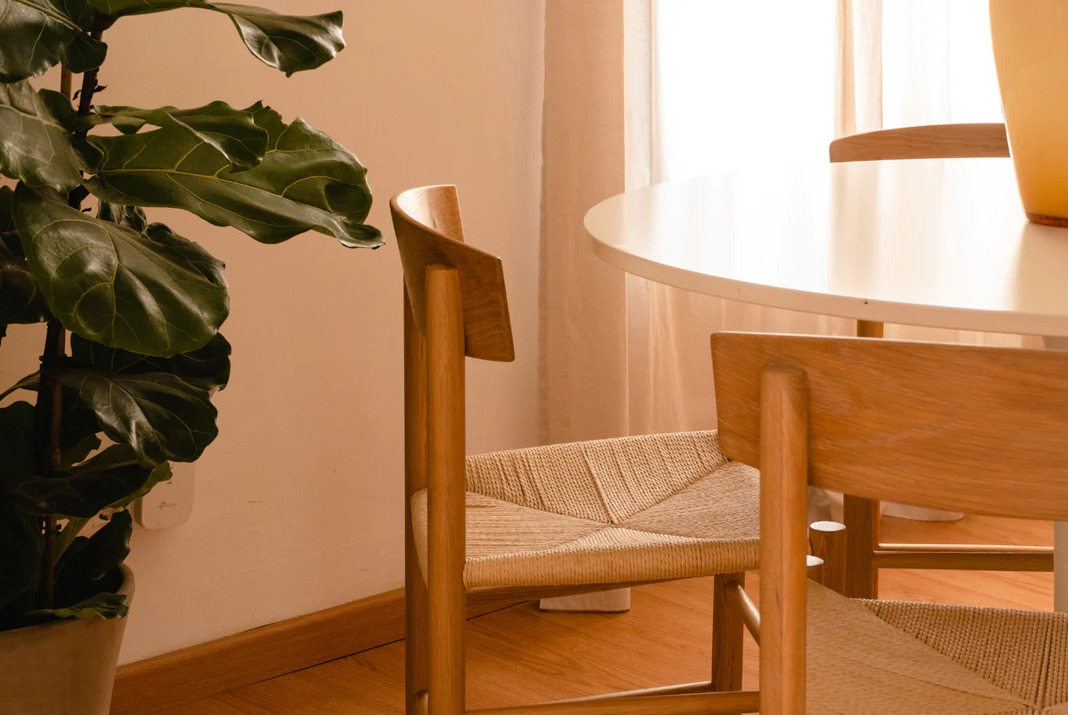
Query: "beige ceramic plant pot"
990 0 1068 226
0 566 133 715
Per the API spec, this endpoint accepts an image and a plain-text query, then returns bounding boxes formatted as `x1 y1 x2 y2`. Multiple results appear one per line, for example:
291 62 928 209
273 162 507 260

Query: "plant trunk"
35 51 105 610
34 320 64 608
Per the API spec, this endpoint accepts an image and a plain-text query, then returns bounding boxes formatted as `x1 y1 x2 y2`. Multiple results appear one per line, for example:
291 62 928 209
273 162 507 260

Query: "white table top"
584 158 1068 337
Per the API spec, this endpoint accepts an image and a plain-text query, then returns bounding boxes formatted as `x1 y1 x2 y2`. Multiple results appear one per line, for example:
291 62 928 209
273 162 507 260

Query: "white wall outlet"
133 462 195 529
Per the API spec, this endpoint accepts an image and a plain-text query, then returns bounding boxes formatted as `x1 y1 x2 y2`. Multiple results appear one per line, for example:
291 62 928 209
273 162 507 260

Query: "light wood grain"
112 588 523 715
405 291 431 714
758 367 809 715
391 187 514 362
855 320 884 338
843 495 879 598
809 522 847 595
111 588 406 715
828 123 1009 163
711 573 745 691
834 126 1016 598
850 320 883 598
712 333 1068 521
469 691 761 715
166 513 1050 714
717 331 1067 714
873 545 1053 571
426 266 468 715
724 580 760 644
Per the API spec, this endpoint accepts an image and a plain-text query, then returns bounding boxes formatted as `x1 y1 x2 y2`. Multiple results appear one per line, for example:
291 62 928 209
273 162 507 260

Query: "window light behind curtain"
635 0 1021 522
537 0 1017 449
653 0 1002 182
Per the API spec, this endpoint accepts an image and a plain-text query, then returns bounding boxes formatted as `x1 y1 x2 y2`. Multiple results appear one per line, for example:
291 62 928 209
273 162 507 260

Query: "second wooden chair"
713 331 1068 714
392 185 761 715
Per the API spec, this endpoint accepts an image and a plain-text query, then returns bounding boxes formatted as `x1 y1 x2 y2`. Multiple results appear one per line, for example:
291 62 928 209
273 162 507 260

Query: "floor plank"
165 514 1052 714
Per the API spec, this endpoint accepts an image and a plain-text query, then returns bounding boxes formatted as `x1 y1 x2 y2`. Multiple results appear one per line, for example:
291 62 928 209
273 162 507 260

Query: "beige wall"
0 0 545 663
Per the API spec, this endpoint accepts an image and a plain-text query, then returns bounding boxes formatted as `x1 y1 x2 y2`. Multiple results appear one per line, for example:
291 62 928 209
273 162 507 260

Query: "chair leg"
843 495 879 598
427 578 465 715
405 544 429 714
711 572 745 691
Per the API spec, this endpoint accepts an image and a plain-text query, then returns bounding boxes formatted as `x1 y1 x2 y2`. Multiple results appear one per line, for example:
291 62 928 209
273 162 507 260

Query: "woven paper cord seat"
807 579 1068 714
411 430 759 589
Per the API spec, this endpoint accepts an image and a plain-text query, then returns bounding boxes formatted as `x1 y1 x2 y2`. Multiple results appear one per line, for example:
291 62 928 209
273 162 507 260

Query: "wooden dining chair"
827 123 1044 599
711 331 1068 713
391 185 762 715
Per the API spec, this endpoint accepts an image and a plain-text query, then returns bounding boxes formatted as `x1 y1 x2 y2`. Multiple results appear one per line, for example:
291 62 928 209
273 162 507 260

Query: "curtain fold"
836 0 883 136
538 0 629 444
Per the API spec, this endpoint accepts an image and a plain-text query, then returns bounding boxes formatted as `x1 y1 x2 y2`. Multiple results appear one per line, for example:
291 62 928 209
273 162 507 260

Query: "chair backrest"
711 332 1068 521
712 331 1068 713
392 187 515 647
829 123 1009 163
390 185 514 362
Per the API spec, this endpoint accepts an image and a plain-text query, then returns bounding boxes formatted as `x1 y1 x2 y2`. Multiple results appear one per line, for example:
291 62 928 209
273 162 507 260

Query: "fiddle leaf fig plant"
0 1 380 631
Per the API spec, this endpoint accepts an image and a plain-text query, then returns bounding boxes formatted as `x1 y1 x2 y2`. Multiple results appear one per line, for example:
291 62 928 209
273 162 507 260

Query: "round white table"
584 157 1068 609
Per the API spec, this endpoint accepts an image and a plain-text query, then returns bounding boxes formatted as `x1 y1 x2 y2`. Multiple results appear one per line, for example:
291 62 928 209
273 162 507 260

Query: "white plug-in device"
133 461 195 529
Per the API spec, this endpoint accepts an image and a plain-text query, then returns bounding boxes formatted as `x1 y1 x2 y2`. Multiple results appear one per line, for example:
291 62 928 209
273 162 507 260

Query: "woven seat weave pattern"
807 580 1068 714
411 430 759 589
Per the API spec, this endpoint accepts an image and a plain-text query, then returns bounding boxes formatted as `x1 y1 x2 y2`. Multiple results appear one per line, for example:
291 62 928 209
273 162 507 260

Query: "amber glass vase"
990 0 1068 227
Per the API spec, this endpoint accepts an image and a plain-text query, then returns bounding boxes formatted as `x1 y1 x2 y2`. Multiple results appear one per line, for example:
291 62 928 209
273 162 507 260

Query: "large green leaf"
0 379 103 467
13 184 229 357
0 242 49 324
12 444 163 518
96 201 145 233
0 187 50 324
72 332 231 391
51 509 130 609
0 402 43 613
0 501 43 613
87 102 268 171
98 202 227 287
86 104 381 248
0 0 107 81
88 0 342 75
58 368 218 464
107 460 170 510
0 186 18 253
28 591 127 620
0 82 85 192
0 400 35 485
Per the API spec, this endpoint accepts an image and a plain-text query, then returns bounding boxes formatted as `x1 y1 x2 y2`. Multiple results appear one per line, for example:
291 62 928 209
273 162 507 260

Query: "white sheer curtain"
622 0 1024 436
622 1 852 438
622 0 1027 521
540 0 1026 445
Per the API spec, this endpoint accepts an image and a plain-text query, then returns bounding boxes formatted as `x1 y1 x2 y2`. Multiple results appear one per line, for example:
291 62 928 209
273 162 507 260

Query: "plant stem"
34 320 64 609
35 51 106 610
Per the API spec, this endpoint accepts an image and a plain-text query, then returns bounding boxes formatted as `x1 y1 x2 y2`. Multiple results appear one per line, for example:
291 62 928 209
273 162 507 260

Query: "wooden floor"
166 514 1053 714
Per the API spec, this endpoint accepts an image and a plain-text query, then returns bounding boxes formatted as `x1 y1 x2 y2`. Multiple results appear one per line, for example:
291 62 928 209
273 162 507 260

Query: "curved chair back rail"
391 185 514 363
829 122 1009 163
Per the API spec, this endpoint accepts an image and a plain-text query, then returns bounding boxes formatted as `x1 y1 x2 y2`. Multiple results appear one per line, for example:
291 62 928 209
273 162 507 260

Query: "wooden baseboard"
111 589 520 714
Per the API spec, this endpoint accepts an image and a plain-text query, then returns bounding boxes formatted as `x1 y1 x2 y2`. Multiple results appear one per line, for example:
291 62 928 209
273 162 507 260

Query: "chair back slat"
829 123 1009 163
391 186 514 362
712 332 1068 521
